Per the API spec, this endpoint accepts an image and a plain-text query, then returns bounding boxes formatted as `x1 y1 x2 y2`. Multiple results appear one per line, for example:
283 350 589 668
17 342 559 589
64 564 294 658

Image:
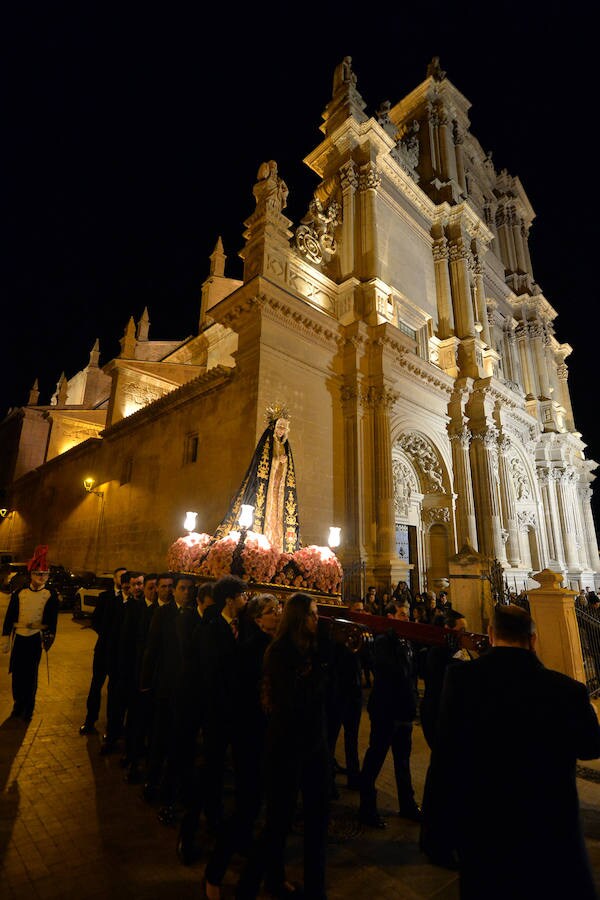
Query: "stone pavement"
1 601 600 899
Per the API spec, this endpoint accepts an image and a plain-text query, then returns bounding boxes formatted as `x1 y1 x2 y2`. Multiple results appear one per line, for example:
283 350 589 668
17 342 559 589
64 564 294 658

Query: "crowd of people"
3 557 600 899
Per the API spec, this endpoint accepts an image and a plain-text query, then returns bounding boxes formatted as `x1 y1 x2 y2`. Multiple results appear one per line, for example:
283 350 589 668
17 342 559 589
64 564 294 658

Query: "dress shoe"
398 803 422 823
359 811 387 829
79 722 97 735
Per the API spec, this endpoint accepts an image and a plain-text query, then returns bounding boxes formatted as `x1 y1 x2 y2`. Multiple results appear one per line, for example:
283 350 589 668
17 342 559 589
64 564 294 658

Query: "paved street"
1 602 600 899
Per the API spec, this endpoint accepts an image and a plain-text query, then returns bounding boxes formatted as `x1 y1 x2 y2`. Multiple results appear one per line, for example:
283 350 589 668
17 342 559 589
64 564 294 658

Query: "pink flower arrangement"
292 545 343 594
167 532 213 572
202 533 239 579
167 531 342 594
238 531 279 583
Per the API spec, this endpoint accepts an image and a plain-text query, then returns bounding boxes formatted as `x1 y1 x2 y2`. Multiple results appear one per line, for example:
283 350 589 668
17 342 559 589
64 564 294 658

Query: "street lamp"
83 477 103 497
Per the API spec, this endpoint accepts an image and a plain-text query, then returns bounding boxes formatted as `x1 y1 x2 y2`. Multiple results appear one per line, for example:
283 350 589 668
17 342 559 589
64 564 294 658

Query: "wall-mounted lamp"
184 511 198 534
328 526 341 549
238 504 255 531
83 477 103 497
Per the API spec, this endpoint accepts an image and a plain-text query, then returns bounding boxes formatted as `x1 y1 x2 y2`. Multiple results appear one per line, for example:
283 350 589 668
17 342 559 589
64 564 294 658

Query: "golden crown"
265 402 291 424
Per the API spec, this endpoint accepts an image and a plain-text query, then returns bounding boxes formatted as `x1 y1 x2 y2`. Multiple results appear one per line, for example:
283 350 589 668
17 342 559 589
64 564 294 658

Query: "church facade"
1 57 598 603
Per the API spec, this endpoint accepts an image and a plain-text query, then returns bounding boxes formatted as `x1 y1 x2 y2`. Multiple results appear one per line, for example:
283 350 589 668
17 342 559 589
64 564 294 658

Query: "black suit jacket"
423 647 600 899
140 602 196 700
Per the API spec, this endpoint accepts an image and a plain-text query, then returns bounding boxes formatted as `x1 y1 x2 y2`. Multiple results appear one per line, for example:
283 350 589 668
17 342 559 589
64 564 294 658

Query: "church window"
184 433 199 465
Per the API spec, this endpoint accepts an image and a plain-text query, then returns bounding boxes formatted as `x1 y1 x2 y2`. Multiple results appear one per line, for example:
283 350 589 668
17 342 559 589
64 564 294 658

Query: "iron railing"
341 560 366 606
575 604 600 698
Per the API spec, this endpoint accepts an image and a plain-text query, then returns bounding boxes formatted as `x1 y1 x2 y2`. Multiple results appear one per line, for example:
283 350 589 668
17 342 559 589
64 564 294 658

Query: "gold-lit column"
530 323 551 399
472 254 491 347
357 163 380 281
470 426 506 562
515 323 538 398
510 207 527 274
371 386 397 560
498 437 521 566
448 235 476 339
453 124 467 196
339 161 358 281
432 232 454 339
449 427 478 548
556 363 576 432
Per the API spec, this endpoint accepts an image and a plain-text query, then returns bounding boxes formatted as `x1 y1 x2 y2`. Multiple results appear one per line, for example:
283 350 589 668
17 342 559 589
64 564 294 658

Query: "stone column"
530 322 551 399
438 108 458 189
357 163 380 282
537 468 561 568
472 254 491 347
453 123 467 195
432 231 454 339
339 161 358 281
556 363 576 432
448 234 476 339
528 569 586 685
556 469 580 570
498 437 521 566
470 426 506 562
449 426 478 549
581 486 600 572
515 323 537 398
510 207 527 274
340 382 362 561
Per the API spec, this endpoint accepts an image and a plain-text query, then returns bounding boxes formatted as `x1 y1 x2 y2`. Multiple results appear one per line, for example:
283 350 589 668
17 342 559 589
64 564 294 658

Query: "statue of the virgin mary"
213 403 301 553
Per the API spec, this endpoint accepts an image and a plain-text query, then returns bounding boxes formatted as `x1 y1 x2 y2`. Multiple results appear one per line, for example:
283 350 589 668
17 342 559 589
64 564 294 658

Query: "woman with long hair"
236 593 330 900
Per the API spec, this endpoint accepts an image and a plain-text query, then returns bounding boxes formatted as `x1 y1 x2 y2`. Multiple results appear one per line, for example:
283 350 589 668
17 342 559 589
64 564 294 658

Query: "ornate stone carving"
397 433 446 493
339 161 359 191
509 455 531 500
422 507 450 527
358 164 381 192
517 509 537 532
295 195 341 265
122 380 169 408
449 426 472 449
392 458 417 517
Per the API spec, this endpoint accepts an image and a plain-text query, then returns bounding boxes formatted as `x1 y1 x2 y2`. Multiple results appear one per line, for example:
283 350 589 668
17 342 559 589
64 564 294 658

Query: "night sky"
2 4 597 509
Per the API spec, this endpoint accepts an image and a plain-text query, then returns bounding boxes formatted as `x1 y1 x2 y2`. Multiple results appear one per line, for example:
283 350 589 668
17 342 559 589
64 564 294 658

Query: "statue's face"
274 418 290 443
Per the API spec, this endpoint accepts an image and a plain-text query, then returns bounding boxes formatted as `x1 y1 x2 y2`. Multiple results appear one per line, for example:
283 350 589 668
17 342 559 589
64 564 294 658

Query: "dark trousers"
328 688 362 778
360 718 415 814
145 696 174 794
105 671 127 742
10 633 43 717
205 732 263 886
84 650 107 726
125 688 154 766
237 743 330 899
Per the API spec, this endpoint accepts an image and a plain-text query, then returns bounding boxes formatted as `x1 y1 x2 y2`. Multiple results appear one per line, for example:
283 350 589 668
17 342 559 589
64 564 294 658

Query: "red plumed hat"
28 545 50 573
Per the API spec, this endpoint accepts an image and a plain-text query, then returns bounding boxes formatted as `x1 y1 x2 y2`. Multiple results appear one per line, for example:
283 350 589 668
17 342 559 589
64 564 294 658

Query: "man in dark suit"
79 566 126 735
421 603 600 900
359 600 421 828
140 572 197 812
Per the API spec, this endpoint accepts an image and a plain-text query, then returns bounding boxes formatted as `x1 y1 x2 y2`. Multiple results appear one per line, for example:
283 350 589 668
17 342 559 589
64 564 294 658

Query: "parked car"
0 562 29 593
0 563 94 611
73 573 115 619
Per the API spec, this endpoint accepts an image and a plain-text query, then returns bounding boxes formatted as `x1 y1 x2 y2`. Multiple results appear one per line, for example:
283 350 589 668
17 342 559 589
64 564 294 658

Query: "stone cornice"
395 352 455 397
303 116 395 179
378 155 437 222
102 365 234 440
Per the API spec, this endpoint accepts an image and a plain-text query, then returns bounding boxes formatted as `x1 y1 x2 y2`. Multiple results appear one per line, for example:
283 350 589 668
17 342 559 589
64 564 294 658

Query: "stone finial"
427 57 446 82
252 161 289 214
28 378 40 406
136 307 150 342
209 236 226 277
51 372 68 406
88 339 100 368
531 568 572 592
120 316 136 358
321 56 368 136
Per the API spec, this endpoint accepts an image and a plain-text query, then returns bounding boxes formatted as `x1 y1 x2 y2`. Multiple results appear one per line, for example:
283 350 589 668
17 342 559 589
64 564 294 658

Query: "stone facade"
0 57 598 598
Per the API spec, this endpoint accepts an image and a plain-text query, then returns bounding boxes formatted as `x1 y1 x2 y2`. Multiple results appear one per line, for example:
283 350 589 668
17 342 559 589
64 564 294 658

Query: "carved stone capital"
339 161 359 192
358 163 381 192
